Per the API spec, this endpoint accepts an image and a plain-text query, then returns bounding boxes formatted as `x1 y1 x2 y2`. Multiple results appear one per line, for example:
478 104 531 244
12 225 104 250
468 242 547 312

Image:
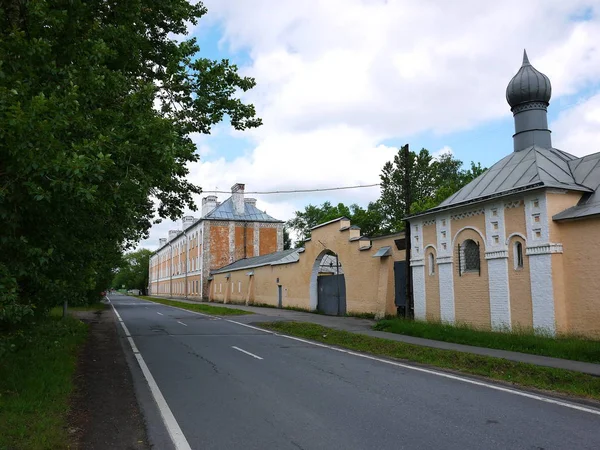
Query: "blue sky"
140 1 600 249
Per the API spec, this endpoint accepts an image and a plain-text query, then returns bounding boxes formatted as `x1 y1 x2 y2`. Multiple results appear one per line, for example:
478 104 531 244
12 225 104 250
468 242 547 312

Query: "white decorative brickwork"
412 265 426 320
450 208 485 221
485 250 509 259
529 253 556 334
253 222 260 256
526 244 563 255
524 192 556 334
488 258 511 330
423 218 436 226
436 215 452 259
410 220 425 266
504 200 522 209
410 220 426 319
485 202 506 252
438 261 455 323
228 222 235 263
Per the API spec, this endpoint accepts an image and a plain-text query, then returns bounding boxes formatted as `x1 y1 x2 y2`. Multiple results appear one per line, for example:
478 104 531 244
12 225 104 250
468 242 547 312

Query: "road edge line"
108 298 192 450
224 318 600 417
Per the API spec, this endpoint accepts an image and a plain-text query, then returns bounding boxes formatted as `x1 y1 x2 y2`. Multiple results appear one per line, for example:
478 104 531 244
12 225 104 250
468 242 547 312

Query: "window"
514 241 524 269
428 252 435 276
238 281 242 293
460 239 480 274
219 283 222 293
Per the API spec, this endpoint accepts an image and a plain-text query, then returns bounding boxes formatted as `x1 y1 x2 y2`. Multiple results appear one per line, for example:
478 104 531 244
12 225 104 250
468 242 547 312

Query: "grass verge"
261 321 600 401
374 318 600 363
0 316 88 449
136 295 253 315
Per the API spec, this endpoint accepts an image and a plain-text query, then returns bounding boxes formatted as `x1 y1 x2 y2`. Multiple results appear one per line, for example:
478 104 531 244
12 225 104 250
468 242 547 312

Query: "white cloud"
552 92 600 156
141 1 600 249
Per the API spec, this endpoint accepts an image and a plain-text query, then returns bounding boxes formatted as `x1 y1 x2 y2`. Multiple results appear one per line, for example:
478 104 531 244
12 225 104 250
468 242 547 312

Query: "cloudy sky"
140 0 600 250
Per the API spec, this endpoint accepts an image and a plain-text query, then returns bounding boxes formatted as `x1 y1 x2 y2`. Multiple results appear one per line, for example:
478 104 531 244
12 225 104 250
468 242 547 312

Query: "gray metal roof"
506 50 551 109
211 248 299 274
204 197 282 222
553 152 600 220
412 146 593 218
373 246 392 257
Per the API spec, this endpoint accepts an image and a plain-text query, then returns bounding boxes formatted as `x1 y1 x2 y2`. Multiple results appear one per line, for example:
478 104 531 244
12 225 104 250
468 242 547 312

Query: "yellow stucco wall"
546 191 583 242
451 216 491 328
209 219 405 317
557 217 600 337
507 235 533 329
504 201 526 238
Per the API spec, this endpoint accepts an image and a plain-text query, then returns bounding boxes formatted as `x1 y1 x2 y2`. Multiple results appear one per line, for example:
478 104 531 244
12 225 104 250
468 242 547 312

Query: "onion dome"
506 50 552 110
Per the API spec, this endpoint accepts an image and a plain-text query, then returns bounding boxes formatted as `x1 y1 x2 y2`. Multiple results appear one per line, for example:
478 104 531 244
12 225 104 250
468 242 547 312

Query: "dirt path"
68 307 149 450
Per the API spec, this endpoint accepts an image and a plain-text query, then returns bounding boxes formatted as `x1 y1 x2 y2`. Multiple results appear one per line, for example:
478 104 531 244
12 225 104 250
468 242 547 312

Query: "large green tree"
112 249 152 295
378 148 486 233
0 1 260 327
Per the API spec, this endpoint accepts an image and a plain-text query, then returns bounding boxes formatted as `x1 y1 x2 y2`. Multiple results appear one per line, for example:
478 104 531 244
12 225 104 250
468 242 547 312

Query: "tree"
0 1 260 326
286 201 385 246
283 227 293 250
112 249 152 295
379 148 487 232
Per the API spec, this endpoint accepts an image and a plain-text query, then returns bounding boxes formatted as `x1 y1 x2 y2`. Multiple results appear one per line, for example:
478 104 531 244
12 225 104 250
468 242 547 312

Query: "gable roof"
211 248 299 274
204 197 282 222
410 146 594 218
553 152 600 221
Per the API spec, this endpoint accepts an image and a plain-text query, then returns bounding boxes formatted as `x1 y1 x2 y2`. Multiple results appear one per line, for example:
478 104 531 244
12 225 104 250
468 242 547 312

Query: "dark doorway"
394 261 407 315
277 285 283 308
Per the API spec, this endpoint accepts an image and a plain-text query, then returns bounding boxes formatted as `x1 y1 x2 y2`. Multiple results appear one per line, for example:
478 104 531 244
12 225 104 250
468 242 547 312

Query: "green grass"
49 301 107 317
0 316 88 449
346 312 376 320
374 318 600 363
261 321 600 401
137 296 253 315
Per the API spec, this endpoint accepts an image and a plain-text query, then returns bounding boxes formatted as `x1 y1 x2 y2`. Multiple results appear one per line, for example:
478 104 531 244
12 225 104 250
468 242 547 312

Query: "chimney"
159 238 167 247
182 215 196 229
168 230 180 241
231 183 245 215
201 195 218 217
244 198 257 208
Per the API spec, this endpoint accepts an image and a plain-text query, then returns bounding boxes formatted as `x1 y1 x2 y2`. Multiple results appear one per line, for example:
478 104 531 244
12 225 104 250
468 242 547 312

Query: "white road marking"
232 346 263 360
177 321 188 327
108 298 192 450
224 318 600 417
114 295 600 417
157 312 164 316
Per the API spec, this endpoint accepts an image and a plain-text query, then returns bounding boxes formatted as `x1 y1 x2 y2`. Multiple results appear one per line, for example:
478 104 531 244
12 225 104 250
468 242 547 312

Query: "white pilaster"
524 193 555 334
485 202 511 330
410 220 426 320
435 214 455 323
228 221 235 263
253 222 260 256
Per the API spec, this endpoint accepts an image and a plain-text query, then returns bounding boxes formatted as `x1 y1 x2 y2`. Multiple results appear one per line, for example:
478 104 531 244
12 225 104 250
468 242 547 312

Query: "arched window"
428 252 435 276
461 239 480 274
514 241 524 269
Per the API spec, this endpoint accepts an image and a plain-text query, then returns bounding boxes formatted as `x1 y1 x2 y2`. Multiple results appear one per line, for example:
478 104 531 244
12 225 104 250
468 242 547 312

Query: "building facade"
208 217 407 319
409 51 600 337
148 183 284 299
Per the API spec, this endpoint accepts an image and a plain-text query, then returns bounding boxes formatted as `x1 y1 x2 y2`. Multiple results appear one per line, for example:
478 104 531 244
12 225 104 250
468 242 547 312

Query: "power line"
202 183 381 195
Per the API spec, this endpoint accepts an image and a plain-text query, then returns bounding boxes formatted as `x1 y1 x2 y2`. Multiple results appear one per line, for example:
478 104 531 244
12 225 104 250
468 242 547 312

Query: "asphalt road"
110 294 600 450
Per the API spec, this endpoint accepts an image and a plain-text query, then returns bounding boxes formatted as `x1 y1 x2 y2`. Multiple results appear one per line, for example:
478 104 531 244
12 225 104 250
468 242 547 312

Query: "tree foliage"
112 249 152 295
378 149 486 232
286 150 486 242
0 1 260 327
286 201 385 246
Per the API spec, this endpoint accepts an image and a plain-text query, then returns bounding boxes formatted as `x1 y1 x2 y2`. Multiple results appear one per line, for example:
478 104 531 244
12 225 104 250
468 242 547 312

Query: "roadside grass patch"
50 301 108 317
374 318 600 363
136 296 253 315
261 321 600 401
0 316 88 450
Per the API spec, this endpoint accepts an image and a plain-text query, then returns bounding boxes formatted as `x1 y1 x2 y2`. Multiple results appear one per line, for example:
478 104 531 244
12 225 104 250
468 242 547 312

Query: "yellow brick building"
409 51 600 337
